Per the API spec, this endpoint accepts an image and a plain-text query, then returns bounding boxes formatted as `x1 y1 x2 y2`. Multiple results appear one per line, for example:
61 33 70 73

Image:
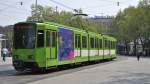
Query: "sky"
0 0 140 26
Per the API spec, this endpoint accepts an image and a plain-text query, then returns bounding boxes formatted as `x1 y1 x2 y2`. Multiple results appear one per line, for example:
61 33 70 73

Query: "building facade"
0 26 13 49
88 16 114 27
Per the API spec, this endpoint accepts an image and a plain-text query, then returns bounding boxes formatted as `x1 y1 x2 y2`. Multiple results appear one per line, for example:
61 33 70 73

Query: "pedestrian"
2 47 8 62
1 48 2 57
137 48 142 61
137 53 140 61
8 48 12 57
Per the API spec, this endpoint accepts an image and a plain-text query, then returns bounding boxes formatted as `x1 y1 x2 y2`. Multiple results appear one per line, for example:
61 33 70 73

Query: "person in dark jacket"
1 48 8 62
137 48 142 61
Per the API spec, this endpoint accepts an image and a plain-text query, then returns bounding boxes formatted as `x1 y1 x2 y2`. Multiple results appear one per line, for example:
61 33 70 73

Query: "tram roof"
15 22 117 41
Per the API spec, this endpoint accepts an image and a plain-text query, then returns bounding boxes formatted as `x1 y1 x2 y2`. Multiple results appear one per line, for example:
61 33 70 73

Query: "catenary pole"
35 0 38 21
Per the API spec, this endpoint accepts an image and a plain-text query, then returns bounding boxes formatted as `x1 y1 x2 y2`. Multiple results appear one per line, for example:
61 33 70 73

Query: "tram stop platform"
28 56 150 84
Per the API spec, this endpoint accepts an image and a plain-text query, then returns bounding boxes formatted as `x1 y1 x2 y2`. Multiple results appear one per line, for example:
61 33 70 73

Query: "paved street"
0 57 12 65
29 56 150 84
0 56 150 84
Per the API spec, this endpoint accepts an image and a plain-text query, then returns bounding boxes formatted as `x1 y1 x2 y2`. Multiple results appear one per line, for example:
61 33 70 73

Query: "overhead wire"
1 9 31 15
47 0 129 15
48 0 74 11
97 0 117 3
38 0 65 12
0 13 27 20
0 0 32 19
0 0 18 4
82 1 121 10
0 0 139 21
0 1 31 12
82 0 137 15
0 0 32 24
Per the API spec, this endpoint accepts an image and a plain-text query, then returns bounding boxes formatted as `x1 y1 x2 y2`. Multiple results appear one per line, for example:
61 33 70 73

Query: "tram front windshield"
14 24 36 49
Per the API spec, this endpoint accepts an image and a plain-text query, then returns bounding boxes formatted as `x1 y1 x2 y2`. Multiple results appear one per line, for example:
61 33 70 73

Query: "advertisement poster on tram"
58 28 74 61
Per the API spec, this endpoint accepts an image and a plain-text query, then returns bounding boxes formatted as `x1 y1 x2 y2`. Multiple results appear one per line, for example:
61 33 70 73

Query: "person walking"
137 47 142 61
1 48 2 57
2 48 8 62
137 52 140 61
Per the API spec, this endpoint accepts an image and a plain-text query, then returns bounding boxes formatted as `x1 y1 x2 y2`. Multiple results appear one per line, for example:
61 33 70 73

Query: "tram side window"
99 39 102 48
107 40 109 48
82 36 87 48
90 37 94 48
109 41 111 49
77 36 81 48
112 41 115 49
112 42 114 49
95 38 97 48
75 35 81 48
46 31 50 47
52 32 56 47
97 39 100 48
95 38 98 48
97 38 99 48
108 41 110 48
114 42 116 48
95 38 96 48
105 40 108 48
111 41 112 49
111 41 113 49
75 35 78 48
37 30 44 47
112 41 114 49
110 41 112 49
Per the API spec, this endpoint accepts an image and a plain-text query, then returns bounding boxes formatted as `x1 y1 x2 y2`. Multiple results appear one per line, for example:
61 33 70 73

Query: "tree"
27 5 105 33
27 4 44 21
111 0 150 55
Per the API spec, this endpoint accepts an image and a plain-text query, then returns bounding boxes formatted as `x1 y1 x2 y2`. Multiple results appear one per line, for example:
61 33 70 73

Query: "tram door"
46 30 57 61
50 31 57 59
75 34 81 57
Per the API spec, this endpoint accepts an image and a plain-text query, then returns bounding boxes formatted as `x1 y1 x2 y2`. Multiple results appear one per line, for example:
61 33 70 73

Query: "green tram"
13 22 117 71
